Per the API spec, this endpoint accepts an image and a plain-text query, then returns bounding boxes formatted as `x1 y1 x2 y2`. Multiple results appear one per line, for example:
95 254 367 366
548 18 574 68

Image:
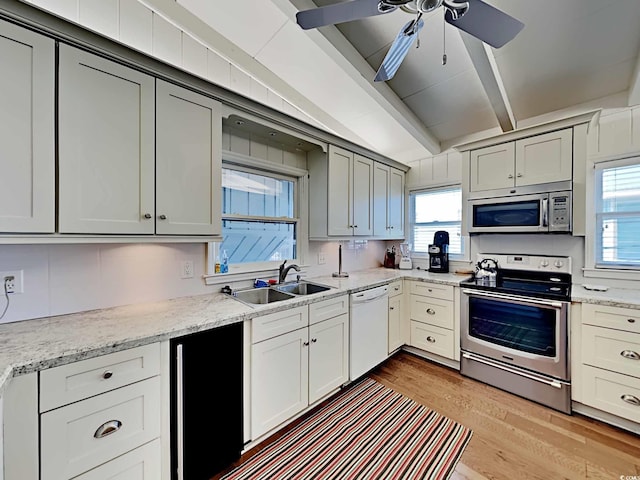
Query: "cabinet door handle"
426 308 436 315
143 213 152 219
102 370 113 379
303 341 309 347
620 350 640 360
508 174 514 179
628 318 636 324
427 288 433 292
620 394 640 406
517 173 523 178
426 336 436 343
394 287 399 291
353 225 358 228
389 306 394 310
311 338 317 343
94 420 122 439
159 214 167 220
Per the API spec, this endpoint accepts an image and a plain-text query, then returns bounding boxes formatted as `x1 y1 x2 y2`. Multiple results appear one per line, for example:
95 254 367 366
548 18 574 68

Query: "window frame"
584 151 640 280
408 185 468 261
205 151 309 279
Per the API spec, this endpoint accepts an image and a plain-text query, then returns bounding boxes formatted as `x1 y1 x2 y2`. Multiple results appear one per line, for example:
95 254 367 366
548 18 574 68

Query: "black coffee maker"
428 231 449 273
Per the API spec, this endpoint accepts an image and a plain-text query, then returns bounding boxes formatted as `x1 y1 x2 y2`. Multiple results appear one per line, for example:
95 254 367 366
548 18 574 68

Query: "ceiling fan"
296 0 524 82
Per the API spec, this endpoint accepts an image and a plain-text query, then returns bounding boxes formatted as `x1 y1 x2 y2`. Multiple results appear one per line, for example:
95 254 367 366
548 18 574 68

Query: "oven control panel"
476 254 571 274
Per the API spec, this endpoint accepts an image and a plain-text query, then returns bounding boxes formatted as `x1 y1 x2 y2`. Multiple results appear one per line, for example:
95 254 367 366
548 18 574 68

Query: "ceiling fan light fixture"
417 0 443 13
443 0 469 20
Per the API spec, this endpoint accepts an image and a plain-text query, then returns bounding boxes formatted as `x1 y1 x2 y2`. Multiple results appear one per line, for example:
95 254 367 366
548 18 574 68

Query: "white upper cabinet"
155 80 222 236
326 146 373 237
58 44 155 234
470 128 573 193
0 20 55 233
373 163 404 238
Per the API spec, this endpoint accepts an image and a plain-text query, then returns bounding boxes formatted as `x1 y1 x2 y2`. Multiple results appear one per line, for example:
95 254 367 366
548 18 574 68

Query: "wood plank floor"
370 352 640 480
216 351 640 479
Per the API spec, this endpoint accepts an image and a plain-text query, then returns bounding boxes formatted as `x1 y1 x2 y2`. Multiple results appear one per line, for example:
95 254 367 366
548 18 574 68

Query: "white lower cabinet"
387 280 405 353
72 439 161 480
251 296 349 440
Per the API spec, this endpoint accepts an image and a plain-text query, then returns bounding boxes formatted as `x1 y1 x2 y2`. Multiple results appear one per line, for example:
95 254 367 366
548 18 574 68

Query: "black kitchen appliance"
428 230 449 273
170 322 243 480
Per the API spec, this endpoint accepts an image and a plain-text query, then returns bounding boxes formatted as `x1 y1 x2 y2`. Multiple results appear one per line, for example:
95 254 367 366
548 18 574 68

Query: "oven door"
461 289 569 380
468 193 548 234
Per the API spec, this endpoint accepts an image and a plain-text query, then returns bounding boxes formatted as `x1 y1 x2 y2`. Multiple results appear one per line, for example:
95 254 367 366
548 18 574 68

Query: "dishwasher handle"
351 287 389 304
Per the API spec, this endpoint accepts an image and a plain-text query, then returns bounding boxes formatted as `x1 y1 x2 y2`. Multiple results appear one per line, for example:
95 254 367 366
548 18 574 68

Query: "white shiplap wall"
22 0 318 128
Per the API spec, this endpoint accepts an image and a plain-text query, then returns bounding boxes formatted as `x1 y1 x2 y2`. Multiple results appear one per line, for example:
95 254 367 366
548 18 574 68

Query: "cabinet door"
469 142 515 192
388 295 403 353
58 44 155 234
373 163 390 237
309 314 349 404
352 154 374 236
327 145 353 236
73 440 161 480
388 168 405 235
251 328 309 439
156 80 222 235
0 20 54 233
515 129 573 186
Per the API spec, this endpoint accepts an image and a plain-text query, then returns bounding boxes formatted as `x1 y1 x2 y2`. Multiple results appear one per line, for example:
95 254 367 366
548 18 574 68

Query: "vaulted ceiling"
142 1 640 163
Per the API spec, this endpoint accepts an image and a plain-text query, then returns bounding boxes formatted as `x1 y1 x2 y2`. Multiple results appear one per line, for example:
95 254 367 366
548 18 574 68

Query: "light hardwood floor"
370 352 640 480
216 352 640 479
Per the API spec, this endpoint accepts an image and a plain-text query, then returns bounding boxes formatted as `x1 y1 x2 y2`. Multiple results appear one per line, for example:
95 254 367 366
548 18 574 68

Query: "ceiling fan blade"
374 18 424 82
445 0 523 48
297 0 389 30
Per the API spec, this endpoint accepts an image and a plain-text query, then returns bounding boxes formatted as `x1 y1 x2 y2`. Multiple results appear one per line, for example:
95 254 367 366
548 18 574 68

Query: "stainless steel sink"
275 281 332 295
231 287 295 305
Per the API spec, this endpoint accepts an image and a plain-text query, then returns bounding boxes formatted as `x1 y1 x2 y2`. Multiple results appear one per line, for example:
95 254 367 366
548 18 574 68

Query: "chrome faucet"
278 260 300 284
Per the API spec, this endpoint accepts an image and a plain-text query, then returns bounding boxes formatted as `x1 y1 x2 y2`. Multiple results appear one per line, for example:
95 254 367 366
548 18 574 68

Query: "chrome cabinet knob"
628 318 636 324
426 336 436 343
159 214 167 220
517 173 523 177
102 370 113 380
389 306 394 310
426 308 436 315
311 338 317 343
143 213 152 219
508 174 514 179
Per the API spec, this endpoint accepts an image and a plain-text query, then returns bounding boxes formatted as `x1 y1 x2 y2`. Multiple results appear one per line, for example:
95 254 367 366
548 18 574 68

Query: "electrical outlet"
1 270 23 294
181 260 194 279
318 253 326 265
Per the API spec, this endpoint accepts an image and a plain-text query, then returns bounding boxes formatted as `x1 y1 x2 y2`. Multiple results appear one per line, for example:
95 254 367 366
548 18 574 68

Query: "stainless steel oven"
460 254 572 413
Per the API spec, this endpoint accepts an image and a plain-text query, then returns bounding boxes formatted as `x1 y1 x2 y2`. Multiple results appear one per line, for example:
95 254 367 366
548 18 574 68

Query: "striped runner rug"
222 378 472 480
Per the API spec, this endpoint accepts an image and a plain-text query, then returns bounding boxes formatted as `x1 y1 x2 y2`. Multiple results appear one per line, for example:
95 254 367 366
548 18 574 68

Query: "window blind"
595 159 640 268
410 188 463 255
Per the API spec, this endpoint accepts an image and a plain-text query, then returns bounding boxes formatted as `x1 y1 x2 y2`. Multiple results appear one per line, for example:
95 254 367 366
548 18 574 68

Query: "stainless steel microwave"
468 191 571 234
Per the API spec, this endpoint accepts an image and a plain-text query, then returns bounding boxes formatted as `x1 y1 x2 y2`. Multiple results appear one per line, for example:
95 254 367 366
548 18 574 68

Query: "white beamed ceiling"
18 0 640 164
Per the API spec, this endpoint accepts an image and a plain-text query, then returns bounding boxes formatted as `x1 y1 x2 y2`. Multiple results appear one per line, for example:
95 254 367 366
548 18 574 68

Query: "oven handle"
462 352 563 389
461 288 565 309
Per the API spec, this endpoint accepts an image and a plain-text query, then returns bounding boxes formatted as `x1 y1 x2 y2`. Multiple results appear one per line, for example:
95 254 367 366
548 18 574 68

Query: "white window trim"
584 150 640 281
204 150 309 284
408 184 469 262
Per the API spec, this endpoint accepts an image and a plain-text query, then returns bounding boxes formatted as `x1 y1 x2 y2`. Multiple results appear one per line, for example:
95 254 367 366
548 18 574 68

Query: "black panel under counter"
170 322 243 480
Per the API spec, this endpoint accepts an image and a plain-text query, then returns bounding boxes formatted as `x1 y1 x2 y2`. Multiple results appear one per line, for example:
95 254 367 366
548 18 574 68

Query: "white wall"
306 240 386 278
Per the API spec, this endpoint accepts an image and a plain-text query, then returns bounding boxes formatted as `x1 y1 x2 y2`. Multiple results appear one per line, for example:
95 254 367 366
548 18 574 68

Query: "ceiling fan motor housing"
417 0 444 13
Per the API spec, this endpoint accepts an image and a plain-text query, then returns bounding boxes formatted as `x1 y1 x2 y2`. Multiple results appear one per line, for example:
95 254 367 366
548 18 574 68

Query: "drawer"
582 303 640 334
410 295 453 329
582 325 640 379
388 280 403 297
40 343 161 412
41 376 161 480
582 365 640 424
73 439 161 480
409 281 453 301
252 305 308 343
410 321 454 359
309 295 348 325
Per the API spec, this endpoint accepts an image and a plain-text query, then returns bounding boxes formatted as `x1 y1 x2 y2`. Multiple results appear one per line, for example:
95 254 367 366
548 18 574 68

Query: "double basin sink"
230 280 332 305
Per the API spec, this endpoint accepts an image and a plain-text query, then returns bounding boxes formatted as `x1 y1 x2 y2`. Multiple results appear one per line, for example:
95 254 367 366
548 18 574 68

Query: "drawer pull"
394 287 399 291
102 370 113 379
426 308 436 315
620 394 640 407
428 288 433 292
159 214 167 220
426 336 436 343
143 213 152 219
620 350 640 360
628 318 636 324
94 420 122 439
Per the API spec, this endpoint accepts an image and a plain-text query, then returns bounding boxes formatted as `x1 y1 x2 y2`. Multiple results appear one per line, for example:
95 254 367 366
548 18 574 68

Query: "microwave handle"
542 197 549 227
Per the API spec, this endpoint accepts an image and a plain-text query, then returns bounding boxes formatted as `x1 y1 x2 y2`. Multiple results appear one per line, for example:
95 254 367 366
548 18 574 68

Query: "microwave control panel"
549 193 571 231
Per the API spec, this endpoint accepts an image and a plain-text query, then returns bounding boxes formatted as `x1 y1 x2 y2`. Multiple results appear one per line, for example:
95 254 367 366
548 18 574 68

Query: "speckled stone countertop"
571 284 640 309
0 267 469 396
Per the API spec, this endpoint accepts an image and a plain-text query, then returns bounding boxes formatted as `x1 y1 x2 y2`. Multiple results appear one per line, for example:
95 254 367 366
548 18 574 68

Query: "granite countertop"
0 267 470 396
571 284 640 309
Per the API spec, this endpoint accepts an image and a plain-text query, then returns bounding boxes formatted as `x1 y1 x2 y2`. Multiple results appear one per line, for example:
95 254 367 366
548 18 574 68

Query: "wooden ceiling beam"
460 33 516 132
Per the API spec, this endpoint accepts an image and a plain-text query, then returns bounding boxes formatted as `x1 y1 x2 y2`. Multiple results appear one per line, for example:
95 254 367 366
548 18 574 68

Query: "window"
595 158 640 269
409 187 465 258
216 166 299 266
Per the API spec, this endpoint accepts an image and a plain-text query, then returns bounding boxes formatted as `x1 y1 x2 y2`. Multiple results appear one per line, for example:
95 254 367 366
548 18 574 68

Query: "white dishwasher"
350 285 389 380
